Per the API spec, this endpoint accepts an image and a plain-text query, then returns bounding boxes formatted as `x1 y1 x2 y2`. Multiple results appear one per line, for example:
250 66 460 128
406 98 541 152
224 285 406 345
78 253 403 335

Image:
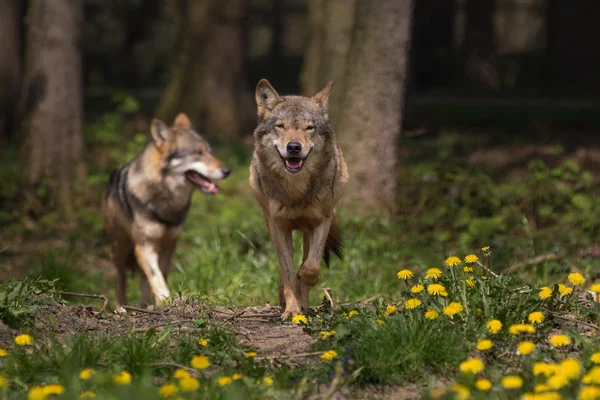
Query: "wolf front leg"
298 216 333 308
134 243 171 306
268 218 303 318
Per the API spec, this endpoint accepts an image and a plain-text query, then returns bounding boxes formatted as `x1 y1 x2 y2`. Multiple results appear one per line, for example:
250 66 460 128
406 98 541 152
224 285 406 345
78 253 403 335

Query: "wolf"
249 79 348 318
103 113 230 309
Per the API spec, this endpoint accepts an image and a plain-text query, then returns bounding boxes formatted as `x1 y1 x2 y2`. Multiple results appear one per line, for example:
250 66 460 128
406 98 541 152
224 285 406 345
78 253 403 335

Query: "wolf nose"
221 167 231 178
287 142 302 155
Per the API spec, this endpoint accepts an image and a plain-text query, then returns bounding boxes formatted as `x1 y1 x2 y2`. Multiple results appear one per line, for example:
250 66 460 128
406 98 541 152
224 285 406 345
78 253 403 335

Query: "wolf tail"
323 217 343 267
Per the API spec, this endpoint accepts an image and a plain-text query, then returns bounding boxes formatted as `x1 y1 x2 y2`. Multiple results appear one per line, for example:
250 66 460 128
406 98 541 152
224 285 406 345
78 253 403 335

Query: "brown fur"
249 79 348 318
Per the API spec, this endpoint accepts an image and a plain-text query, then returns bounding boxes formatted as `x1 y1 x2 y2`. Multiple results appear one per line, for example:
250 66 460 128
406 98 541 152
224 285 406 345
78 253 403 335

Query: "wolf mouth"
184 170 219 194
277 148 311 174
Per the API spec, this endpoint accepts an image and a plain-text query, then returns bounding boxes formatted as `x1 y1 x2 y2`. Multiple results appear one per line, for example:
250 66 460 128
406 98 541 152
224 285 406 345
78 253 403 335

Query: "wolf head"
150 113 230 194
253 79 334 175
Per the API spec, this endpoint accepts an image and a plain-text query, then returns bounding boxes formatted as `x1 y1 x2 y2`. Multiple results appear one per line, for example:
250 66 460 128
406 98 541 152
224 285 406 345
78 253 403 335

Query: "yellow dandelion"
328 330 338 337
43 385 65 395
385 305 397 315
179 377 200 391
191 355 210 369
443 302 464 317
217 376 233 386
517 341 536 355
528 311 545 324
533 362 560 376
549 334 571 347
568 272 586 286
0 349 7 357
591 352 600 364
319 331 331 340
376 319 385 326
345 310 359 319
445 256 461 267
560 358 581 379
583 366 600 385
245 352 257 359
464 266 474 273
427 283 447 296
465 277 475 288
465 254 479 264
482 246 490 252
292 314 307 325
487 319 502 334
411 284 424 294
425 268 443 279
159 383 179 398
579 386 600 400
590 283 600 294
397 269 414 280
79 368 96 380
450 384 470 400
0 376 5 389
263 377 273 386
405 298 422 310
508 324 536 335
476 339 493 351
15 334 33 346
534 383 550 393
174 369 190 379
113 371 132 385
501 375 523 389
425 309 439 320
321 350 337 361
558 284 573 297
80 392 96 399
475 378 492 391
547 374 569 390
28 387 47 400
198 338 208 347
539 287 553 299
459 358 484 374
232 373 243 381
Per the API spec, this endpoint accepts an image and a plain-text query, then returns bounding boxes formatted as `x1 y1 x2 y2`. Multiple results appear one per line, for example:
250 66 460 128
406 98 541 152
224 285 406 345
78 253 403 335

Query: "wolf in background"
250 79 348 318
103 113 230 309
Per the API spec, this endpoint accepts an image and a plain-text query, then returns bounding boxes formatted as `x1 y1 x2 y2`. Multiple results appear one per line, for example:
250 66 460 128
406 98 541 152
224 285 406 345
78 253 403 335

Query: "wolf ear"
174 113 192 129
150 119 174 144
255 79 283 119
311 81 333 121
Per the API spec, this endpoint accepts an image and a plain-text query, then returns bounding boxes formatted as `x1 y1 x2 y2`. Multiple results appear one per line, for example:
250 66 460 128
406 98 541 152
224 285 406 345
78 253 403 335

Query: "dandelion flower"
427 283 447 296
558 284 573 297
0 349 7 357
482 246 490 252
465 277 475 288
321 350 337 361
397 269 414 280
591 352 600 364
464 266 474 273
198 338 208 347
547 374 569 390
534 384 550 393
28 387 47 400
443 302 464 317
459 358 484 374
450 384 470 400
319 331 336 340
191 355 210 369
475 379 492 391
411 284 424 294
568 272 586 286
42 385 65 396
292 314 307 325
385 305 397 315
15 334 32 346
445 256 461 267
476 339 493 351
517 341 536 355
560 358 581 379
376 319 385 326
579 386 600 400
80 392 96 399
465 254 479 264
80 368 96 380
179 377 200 391
533 362 560 377
583 366 600 385
405 298 422 310
501 375 523 389
549 334 571 347
0 376 5 389
345 310 359 319
508 324 536 335
539 287 553 299
590 283 600 294
113 371 132 385
425 309 439 320
233 373 243 380
425 268 443 279
487 319 502 334
159 383 178 398
263 377 273 386
217 376 233 386
528 311 545 324
174 369 190 379
245 352 257 359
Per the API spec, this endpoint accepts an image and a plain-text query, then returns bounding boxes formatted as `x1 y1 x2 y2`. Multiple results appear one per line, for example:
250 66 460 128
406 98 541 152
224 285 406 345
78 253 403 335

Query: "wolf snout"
286 141 302 155
221 167 231 178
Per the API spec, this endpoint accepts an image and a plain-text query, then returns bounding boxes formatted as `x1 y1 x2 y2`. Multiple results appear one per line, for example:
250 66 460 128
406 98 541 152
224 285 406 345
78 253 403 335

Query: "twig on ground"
135 319 199 333
254 351 324 361
508 253 559 272
150 363 201 377
58 291 109 313
322 288 335 308
546 311 600 331
475 260 499 278
122 305 163 315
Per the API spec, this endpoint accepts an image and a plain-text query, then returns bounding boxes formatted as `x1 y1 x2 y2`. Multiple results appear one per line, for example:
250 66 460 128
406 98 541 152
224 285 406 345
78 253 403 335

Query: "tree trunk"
337 0 413 214
0 0 23 144
21 0 84 207
156 0 250 137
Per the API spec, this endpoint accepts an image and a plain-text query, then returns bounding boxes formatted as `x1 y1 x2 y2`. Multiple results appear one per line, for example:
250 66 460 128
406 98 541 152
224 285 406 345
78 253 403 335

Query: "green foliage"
0 278 57 328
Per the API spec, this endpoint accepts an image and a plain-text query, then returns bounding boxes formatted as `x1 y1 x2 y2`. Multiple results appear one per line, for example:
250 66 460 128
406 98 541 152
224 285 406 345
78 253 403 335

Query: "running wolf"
249 79 348 318
103 113 230 309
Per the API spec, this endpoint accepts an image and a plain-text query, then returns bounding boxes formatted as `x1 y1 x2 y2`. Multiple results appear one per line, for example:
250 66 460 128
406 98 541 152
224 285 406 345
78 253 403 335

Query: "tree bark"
337 0 413 214
0 0 23 144
21 0 84 207
156 0 250 137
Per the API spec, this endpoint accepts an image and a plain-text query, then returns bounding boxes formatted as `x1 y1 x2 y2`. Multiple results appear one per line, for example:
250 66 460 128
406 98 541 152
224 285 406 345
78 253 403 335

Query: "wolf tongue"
286 159 302 169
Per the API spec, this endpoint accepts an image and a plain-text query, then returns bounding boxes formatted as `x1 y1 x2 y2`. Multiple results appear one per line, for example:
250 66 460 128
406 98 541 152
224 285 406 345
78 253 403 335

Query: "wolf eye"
275 123 284 129
306 125 315 131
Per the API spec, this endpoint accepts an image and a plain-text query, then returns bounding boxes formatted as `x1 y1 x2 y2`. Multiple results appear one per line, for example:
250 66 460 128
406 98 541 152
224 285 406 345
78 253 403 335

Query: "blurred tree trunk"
156 0 250 137
301 0 357 124
337 0 413 214
20 0 84 208
0 0 23 145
